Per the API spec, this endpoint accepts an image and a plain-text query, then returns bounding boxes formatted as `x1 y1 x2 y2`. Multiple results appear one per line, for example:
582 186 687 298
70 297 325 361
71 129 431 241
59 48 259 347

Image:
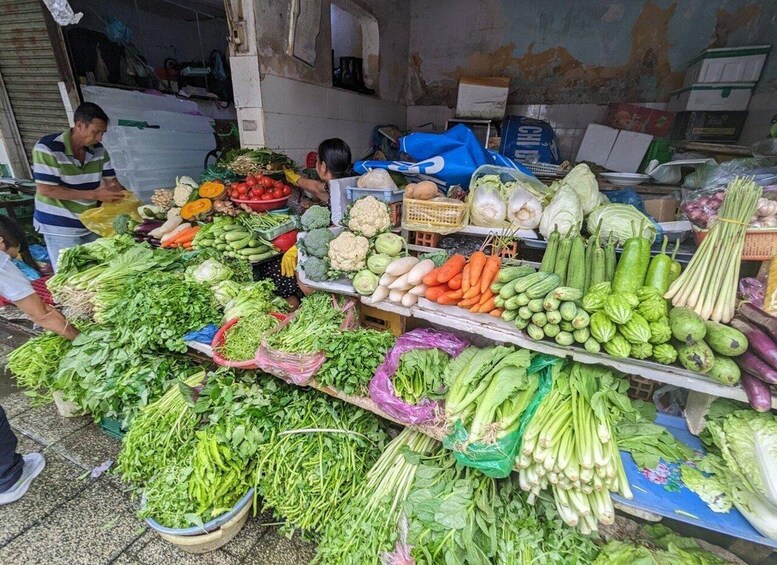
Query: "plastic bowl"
211 314 288 369
144 489 254 537
268 207 290 215
231 196 289 212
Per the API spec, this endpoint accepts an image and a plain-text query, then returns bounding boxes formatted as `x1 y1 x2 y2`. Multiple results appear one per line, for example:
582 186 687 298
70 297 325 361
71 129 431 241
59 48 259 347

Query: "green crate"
0 193 34 219
100 416 127 440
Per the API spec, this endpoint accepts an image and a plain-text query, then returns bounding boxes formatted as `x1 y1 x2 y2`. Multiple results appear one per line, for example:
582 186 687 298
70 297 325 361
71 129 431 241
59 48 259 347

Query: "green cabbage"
586 204 656 245
185 259 233 284
538 184 583 238
560 163 602 214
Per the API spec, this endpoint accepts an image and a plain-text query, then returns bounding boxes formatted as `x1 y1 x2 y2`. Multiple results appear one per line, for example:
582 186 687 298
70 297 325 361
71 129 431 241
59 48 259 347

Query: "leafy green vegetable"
51 327 197 427
7 332 76 405
617 421 696 470
99 272 220 353
593 524 728 564
219 314 279 361
393 348 450 405
317 329 395 395
266 292 350 353
223 280 289 321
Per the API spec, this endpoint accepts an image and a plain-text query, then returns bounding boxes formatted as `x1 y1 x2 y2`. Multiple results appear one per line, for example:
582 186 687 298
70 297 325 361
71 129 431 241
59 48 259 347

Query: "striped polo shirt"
32 129 116 236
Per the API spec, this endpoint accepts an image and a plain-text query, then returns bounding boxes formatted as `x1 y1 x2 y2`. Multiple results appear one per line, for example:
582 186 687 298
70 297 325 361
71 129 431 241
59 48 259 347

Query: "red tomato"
273 180 284 190
282 185 291 196
261 177 274 188
255 186 265 196
272 188 283 199
261 193 272 201
246 177 257 187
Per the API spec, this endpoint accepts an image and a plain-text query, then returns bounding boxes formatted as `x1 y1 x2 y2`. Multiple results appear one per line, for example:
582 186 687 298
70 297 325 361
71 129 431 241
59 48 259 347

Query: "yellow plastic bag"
79 192 143 237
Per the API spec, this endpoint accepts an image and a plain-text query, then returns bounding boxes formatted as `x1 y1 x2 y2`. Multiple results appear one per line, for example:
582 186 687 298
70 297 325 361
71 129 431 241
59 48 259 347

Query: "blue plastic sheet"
183 324 218 345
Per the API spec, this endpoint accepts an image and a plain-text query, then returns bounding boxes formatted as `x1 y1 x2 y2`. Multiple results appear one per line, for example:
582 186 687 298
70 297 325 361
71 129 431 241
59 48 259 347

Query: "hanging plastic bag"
79 192 142 237
369 328 469 425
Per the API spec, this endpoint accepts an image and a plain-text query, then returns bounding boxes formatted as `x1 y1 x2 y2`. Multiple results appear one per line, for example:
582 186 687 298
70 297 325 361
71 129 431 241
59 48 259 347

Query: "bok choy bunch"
516 362 633 533
444 346 535 445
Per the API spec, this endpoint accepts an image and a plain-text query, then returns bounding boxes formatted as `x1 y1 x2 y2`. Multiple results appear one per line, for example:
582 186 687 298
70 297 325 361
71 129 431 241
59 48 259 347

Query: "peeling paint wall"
407 0 776 107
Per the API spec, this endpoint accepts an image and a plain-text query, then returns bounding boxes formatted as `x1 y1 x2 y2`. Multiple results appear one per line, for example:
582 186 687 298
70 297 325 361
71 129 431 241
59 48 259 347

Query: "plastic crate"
388 201 402 228
360 304 405 337
627 375 657 402
402 197 467 232
100 416 126 439
410 231 442 248
0 193 34 219
346 187 404 203
254 218 295 240
495 241 519 259
692 226 777 261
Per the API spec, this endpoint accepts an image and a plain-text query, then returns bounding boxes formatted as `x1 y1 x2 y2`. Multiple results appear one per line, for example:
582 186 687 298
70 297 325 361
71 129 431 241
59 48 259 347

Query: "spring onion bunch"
516 362 633 533
7 332 75 404
666 177 761 322
314 429 439 564
219 314 279 361
444 346 534 444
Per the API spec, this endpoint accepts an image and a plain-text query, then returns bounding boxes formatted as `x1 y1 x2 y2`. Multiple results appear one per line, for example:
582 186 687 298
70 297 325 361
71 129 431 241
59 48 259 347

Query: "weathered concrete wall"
407 0 776 107
255 0 410 104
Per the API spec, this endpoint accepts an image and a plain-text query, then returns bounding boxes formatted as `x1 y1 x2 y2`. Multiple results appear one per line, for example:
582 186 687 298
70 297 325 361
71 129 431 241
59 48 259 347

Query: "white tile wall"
258 74 406 165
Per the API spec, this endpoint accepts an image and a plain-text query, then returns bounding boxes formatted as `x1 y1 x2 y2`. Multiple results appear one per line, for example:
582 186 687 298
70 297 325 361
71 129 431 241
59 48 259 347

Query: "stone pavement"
0 320 316 565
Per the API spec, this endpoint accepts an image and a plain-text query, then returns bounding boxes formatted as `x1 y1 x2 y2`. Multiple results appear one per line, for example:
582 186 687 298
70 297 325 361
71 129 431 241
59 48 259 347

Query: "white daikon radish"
388 273 413 291
388 289 406 303
370 285 390 303
379 273 398 287
406 259 436 286
385 256 419 277
408 284 427 296
401 292 419 307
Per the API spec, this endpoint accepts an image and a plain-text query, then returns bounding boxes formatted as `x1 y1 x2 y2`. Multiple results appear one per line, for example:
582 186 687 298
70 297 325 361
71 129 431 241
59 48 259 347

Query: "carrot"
437 254 467 284
461 264 471 293
479 255 502 294
477 289 494 306
424 284 448 301
448 272 463 290
166 225 200 246
478 297 496 313
469 302 482 313
489 308 503 317
458 295 481 308
438 289 463 305
423 267 442 287
462 285 481 300
468 251 488 285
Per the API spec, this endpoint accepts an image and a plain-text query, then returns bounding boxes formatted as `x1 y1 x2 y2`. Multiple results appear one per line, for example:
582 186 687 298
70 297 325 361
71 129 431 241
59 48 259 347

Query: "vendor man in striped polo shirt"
32 102 127 270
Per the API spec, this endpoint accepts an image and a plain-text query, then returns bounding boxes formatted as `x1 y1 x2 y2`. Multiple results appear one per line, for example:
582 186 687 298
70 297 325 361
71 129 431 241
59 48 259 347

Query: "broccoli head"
299 227 335 259
300 205 331 231
301 256 330 282
112 214 136 235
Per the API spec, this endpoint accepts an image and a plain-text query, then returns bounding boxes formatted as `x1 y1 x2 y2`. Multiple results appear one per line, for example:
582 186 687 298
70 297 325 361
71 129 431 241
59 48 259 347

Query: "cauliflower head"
301 205 331 231
300 228 335 258
346 196 391 238
328 231 369 273
174 176 198 207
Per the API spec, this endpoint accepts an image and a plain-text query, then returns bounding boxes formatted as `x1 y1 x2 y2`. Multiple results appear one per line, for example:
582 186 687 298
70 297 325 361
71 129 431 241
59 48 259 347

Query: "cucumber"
559 301 578 321
515 293 531 307
494 296 505 309
566 236 586 291
230 237 252 250
216 243 228 251
528 299 545 313
527 323 545 341
551 287 583 301
573 327 590 344
518 306 533 320
543 295 561 312
514 272 550 293
491 281 504 294
514 318 530 330
546 310 562 325
501 309 518 322
555 331 574 346
544 323 560 338
224 230 250 242
531 312 547 327
499 283 518 300
498 265 535 283
525 273 562 299
553 236 573 285
505 296 523 311
248 251 276 262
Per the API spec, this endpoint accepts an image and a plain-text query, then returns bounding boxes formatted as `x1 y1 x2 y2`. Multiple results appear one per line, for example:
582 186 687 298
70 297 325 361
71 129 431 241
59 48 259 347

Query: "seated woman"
290 138 352 206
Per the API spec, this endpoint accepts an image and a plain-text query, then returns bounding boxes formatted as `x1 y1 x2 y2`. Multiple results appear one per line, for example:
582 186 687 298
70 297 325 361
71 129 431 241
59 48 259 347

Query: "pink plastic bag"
369 328 469 425
255 296 358 386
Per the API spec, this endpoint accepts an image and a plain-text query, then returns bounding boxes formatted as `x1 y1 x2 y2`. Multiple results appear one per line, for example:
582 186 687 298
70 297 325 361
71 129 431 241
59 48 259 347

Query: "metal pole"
195 12 209 91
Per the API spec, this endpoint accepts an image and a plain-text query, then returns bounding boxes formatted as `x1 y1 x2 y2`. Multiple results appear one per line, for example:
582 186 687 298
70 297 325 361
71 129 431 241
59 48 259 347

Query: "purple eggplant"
729 317 777 371
134 220 164 235
738 301 777 336
736 351 777 385
740 371 773 412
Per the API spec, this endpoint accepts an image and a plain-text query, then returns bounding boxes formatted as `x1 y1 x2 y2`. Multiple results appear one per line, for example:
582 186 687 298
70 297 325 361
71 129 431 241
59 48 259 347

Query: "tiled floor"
0 320 316 564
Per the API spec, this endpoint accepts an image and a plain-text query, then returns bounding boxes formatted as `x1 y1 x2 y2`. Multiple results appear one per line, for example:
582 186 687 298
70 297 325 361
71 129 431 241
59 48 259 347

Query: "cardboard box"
669 83 754 112
670 111 747 143
644 198 679 223
455 76 510 119
576 124 653 173
606 103 675 138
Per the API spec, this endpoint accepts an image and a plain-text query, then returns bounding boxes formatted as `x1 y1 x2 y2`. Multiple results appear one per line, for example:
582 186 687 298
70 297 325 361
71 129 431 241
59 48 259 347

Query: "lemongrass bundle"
665 177 761 322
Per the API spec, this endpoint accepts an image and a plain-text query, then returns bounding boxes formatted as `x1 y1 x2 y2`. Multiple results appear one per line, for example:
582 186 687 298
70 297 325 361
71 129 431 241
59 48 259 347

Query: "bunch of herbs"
317 328 395 395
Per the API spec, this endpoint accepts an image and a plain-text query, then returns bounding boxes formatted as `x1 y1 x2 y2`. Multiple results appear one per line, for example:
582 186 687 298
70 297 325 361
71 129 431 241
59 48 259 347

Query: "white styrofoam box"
575 124 618 166
82 85 198 116
328 176 360 225
455 76 510 119
575 124 652 173
683 45 771 88
669 82 755 112
605 130 653 174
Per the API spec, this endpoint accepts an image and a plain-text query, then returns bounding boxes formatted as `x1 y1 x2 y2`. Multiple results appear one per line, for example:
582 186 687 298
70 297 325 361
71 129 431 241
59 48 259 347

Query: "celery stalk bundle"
444 346 534 444
516 363 632 534
666 177 762 322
